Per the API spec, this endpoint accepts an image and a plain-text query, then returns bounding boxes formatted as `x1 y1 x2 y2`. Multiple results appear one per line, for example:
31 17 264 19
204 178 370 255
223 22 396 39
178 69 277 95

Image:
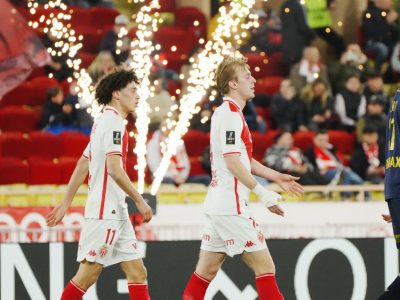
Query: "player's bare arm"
224 155 284 216
106 154 153 222
382 214 392 223
251 159 304 197
46 156 89 227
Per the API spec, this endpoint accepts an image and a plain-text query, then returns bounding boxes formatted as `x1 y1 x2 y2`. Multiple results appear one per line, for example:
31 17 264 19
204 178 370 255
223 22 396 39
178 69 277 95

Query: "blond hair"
215 56 248 95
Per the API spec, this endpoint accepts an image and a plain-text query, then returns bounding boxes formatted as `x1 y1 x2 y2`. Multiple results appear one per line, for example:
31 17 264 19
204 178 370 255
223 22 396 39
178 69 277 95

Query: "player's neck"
225 92 246 110
107 102 127 118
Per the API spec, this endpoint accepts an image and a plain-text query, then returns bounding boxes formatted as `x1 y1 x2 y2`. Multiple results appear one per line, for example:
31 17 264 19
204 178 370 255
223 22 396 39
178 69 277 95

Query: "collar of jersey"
222 96 241 110
104 106 121 116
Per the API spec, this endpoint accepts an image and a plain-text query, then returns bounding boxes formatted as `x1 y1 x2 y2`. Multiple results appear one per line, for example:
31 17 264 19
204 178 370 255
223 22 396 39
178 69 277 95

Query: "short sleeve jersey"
204 97 253 216
82 106 129 220
385 91 400 199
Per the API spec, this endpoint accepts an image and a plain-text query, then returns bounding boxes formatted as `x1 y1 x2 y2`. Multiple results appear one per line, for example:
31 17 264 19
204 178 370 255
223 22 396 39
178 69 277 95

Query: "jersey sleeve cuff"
223 151 241 157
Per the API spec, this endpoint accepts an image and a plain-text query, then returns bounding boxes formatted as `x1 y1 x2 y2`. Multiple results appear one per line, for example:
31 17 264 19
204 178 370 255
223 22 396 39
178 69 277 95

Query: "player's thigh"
241 249 275 275
388 198 400 249
195 250 226 279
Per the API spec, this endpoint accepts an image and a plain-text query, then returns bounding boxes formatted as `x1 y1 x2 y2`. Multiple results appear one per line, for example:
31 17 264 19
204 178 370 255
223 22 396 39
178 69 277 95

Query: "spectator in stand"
264 131 328 185
300 78 334 131
356 94 388 146
329 43 368 94
271 78 307 132
305 130 364 198
40 86 78 134
304 0 345 58
99 14 130 64
147 74 174 131
243 100 266 133
363 70 389 109
42 32 73 82
147 121 211 186
350 127 385 183
87 51 116 84
334 74 366 131
280 0 316 67
362 0 399 72
290 46 330 95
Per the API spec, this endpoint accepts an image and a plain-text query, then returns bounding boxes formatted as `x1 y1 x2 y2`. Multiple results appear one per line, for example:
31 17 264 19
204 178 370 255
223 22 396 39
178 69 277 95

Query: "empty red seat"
189 156 208 176
175 7 206 38
0 132 31 159
29 158 62 185
0 106 39 132
59 131 89 158
182 130 209 157
29 131 63 159
59 156 79 184
154 26 195 55
126 154 138 182
157 0 176 12
251 131 272 162
30 76 59 106
0 157 29 184
162 52 187 72
293 131 315 152
255 76 284 96
0 82 34 107
328 130 356 155
262 52 286 76
90 7 119 31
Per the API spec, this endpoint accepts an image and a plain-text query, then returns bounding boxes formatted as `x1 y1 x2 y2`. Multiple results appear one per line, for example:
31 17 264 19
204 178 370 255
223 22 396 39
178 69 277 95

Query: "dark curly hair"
95 68 139 105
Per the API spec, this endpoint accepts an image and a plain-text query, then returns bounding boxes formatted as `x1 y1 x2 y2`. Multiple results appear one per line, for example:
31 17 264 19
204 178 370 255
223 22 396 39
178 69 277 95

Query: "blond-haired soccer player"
46 68 153 300
182 57 304 300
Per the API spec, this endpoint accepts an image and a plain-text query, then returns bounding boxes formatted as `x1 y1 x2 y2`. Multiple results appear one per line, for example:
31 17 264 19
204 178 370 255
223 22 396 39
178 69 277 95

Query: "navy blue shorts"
387 198 400 249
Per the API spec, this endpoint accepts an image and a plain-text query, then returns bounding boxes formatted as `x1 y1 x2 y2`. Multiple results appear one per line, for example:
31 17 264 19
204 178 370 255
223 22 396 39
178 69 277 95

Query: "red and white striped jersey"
82 106 129 220
204 97 253 216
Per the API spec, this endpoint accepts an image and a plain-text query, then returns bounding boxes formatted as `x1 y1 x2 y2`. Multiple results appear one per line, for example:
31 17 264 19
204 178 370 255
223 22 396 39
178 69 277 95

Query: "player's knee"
126 265 147 282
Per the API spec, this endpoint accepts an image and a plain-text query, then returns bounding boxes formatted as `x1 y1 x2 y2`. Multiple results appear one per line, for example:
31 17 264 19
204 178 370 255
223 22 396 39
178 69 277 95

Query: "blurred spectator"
329 44 368 93
264 131 328 185
147 122 211 185
305 130 364 197
87 51 116 84
40 86 78 133
243 101 266 133
241 0 282 55
99 14 130 64
271 79 307 131
363 70 389 108
280 0 316 67
147 74 174 131
362 0 399 72
350 127 385 183
391 40 400 74
304 0 345 58
42 32 73 81
334 74 366 131
301 78 334 131
290 46 330 94
356 95 388 146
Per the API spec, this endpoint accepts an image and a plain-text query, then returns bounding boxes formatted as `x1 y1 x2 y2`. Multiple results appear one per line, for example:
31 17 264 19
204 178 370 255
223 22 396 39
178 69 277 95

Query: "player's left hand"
46 203 68 227
382 214 392 223
276 174 304 197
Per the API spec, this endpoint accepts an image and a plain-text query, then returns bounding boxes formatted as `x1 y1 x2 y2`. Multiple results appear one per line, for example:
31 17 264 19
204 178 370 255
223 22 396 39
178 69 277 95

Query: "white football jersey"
204 97 253 216
82 106 129 220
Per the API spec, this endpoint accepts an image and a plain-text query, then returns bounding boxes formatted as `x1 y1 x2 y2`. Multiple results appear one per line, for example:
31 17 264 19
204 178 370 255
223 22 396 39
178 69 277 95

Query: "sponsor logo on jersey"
113 131 121 145
226 131 235 144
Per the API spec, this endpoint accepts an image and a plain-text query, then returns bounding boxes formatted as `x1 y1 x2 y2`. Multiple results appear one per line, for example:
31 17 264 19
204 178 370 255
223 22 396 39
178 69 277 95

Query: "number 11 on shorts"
105 228 116 245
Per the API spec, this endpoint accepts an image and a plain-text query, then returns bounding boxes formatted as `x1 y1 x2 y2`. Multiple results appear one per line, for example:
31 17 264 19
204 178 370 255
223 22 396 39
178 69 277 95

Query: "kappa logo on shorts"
226 131 235 144
113 131 121 145
245 241 255 248
88 249 97 257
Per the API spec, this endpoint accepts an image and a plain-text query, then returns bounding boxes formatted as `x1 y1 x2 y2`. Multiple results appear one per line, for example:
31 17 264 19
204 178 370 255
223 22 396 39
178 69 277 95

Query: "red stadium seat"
80 30 104 54
251 131 273 162
175 7 206 38
182 130 209 157
29 158 62 185
162 52 187 72
0 132 31 159
189 156 208 177
0 106 39 132
69 6 93 30
59 131 89 158
328 130 356 155
154 26 195 55
0 81 34 107
262 52 286 76
30 76 59 106
126 154 138 182
90 7 119 31
255 76 284 96
59 156 79 184
29 131 63 159
0 157 29 184
157 0 176 12
244 52 269 80
293 131 316 152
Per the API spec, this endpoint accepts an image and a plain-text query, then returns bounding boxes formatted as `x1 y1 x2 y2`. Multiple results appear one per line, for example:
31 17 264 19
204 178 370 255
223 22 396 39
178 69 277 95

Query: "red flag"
0 0 50 99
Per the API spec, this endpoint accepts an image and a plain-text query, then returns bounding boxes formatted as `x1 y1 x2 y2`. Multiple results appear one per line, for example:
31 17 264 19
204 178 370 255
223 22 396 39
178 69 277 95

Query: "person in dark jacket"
280 0 316 67
350 127 385 183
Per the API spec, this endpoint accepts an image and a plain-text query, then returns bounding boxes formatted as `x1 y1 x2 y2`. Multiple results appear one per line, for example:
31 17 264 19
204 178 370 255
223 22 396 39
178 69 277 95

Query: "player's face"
234 66 256 101
119 81 139 114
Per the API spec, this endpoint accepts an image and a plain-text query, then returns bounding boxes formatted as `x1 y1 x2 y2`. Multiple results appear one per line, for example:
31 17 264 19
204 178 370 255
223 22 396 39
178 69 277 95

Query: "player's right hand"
136 201 153 223
46 204 68 227
268 204 285 217
382 214 392 223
